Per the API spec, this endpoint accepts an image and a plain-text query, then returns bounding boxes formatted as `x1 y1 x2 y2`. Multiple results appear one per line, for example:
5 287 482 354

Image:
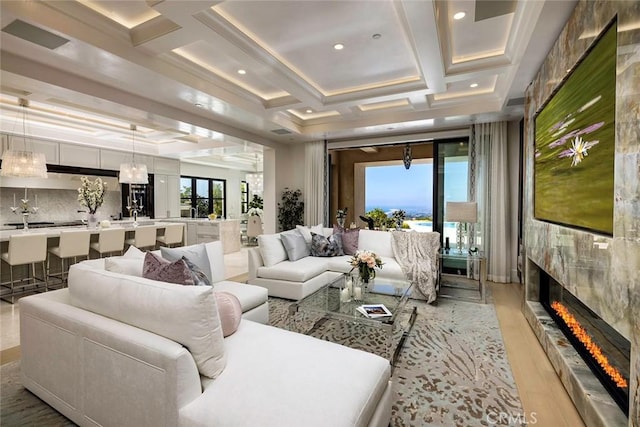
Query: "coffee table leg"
391 305 418 370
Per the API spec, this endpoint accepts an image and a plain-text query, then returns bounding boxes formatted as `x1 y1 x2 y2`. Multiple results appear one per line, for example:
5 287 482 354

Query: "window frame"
180 175 227 218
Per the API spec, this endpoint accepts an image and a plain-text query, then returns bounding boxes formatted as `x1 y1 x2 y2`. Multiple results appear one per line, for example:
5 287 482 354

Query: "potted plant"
278 188 303 231
77 176 107 228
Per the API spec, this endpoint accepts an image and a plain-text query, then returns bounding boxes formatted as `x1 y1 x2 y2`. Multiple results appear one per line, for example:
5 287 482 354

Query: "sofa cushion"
257 257 329 282
214 281 268 312
143 252 194 285
257 234 288 267
325 255 356 273
377 256 407 281
215 291 242 337
280 229 310 261
358 229 394 258
123 245 145 259
184 320 390 427
295 223 323 244
161 243 213 283
310 232 342 257
67 264 226 379
104 257 144 277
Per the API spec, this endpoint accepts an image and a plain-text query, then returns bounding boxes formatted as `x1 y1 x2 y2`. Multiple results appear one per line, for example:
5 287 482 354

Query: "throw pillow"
310 232 342 257
257 234 288 267
182 256 212 286
104 257 144 277
280 229 310 261
161 244 212 283
143 252 194 286
123 245 145 259
215 291 242 337
339 227 360 255
295 223 324 245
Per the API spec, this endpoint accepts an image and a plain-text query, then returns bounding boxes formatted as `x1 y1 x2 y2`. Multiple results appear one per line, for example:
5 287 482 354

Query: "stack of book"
356 304 392 318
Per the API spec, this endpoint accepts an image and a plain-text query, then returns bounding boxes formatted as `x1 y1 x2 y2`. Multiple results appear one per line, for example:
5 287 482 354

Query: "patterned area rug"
1 297 523 426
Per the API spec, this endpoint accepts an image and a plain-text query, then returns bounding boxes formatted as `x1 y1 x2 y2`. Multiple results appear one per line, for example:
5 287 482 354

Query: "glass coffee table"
289 273 417 366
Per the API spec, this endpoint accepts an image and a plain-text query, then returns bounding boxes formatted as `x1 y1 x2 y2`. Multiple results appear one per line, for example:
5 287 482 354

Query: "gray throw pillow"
161 244 212 282
182 256 212 286
310 232 342 257
281 229 310 261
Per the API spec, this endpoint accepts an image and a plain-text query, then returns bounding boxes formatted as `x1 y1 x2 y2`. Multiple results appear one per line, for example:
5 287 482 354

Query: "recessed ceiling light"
470 83 478 88
194 103 203 108
333 43 344 50
237 69 246 75
306 109 313 114
454 12 466 20
372 33 381 40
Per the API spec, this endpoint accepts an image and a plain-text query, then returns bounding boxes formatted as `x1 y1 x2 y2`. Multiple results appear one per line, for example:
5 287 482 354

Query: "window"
364 160 433 230
180 176 226 218
241 180 249 214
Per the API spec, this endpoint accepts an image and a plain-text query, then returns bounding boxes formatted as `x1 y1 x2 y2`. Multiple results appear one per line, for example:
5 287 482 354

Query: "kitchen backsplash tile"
0 187 122 225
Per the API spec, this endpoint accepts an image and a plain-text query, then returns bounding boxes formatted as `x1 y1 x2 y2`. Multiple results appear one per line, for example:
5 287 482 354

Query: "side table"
438 250 487 303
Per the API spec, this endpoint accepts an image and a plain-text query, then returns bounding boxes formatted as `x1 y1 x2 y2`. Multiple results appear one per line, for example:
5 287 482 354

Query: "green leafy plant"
278 188 304 231
366 208 394 229
248 195 263 209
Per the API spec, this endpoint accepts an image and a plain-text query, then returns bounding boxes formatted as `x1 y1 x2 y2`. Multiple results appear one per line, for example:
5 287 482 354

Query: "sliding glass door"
434 139 470 250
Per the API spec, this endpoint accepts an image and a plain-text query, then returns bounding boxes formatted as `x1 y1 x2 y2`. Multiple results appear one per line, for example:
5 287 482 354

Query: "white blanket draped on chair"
391 231 440 303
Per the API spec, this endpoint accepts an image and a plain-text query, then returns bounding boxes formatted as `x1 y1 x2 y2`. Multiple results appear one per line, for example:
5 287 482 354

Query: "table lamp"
445 202 477 254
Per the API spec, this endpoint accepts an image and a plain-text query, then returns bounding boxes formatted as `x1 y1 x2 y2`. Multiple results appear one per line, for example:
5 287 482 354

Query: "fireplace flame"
551 301 628 389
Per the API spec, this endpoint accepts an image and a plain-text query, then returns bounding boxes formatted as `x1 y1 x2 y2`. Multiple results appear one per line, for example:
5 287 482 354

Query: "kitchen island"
159 218 240 254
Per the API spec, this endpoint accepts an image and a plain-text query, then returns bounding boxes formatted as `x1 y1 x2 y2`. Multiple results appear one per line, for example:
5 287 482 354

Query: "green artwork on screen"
534 21 616 235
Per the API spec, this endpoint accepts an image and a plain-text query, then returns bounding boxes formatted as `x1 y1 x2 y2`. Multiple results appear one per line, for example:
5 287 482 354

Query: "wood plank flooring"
490 282 586 427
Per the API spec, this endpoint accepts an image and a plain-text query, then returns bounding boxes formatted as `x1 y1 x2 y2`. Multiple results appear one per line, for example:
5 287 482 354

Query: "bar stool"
47 230 91 286
124 226 157 251
156 223 184 248
90 228 126 258
1 233 48 303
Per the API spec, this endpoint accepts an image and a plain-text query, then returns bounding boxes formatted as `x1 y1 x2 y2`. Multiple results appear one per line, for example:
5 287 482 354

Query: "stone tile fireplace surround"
523 1 639 426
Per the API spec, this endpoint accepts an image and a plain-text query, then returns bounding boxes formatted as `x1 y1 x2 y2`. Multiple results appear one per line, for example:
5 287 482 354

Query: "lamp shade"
445 201 477 223
0 150 48 178
118 162 149 184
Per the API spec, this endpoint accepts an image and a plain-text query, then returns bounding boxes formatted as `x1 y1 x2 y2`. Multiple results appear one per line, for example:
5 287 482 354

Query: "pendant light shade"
118 162 149 184
119 124 148 184
0 99 48 178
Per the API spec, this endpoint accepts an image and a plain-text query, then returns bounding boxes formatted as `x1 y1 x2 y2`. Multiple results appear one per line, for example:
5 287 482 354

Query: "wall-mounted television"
534 20 616 236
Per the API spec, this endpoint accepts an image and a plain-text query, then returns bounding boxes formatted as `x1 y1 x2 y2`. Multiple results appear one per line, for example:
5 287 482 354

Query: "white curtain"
304 141 326 226
472 122 511 283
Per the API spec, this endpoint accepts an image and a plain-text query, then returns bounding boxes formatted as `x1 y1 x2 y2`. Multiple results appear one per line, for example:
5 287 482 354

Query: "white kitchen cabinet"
100 149 155 173
59 143 100 168
154 174 180 218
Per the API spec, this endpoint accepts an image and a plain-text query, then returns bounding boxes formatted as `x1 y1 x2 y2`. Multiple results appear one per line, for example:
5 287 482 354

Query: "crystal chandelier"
0 99 48 178
118 124 148 184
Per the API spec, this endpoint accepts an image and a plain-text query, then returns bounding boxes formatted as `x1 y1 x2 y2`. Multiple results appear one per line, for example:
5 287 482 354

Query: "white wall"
507 120 521 283
180 162 247 220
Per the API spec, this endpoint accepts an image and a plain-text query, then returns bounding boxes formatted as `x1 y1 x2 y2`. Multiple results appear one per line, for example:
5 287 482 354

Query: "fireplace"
539 271 630 416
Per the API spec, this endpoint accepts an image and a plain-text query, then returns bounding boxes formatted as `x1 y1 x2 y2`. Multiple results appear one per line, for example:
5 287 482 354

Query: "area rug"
1 297 524 426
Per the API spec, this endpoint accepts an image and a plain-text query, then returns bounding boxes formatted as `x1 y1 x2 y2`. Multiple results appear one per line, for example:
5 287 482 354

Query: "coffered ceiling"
0 0 576 168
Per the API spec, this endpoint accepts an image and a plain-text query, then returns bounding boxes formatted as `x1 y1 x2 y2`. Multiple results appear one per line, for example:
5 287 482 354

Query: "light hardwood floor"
490 282 586 427
0 255 586 426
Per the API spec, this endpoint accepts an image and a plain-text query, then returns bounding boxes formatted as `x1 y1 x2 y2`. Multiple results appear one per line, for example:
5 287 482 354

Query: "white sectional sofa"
248 228 433 300
19 241 392 427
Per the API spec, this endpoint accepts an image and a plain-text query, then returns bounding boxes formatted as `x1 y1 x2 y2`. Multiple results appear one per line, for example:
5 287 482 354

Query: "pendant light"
0 98 48 178
118 124 148 184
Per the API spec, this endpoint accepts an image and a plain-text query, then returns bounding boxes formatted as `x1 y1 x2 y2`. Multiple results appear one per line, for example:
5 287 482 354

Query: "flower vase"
87 213 98 229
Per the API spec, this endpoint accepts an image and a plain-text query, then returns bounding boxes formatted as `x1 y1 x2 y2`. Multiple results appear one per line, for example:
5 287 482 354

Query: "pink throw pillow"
215 291 242 337
142 252 194 285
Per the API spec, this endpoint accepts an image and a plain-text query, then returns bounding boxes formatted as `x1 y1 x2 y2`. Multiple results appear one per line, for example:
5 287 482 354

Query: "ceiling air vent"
270 128 292 135
506 97 525 107
2 19 70 50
